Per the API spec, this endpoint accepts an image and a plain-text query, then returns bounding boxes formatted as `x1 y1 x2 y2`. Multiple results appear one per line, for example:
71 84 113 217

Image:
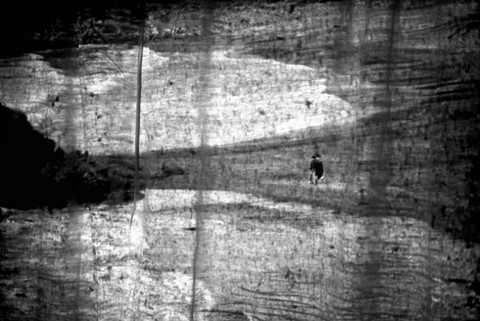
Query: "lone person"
309 153 324 185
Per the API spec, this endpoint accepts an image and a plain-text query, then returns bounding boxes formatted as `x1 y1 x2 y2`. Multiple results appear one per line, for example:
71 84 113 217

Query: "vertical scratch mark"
190 2 215 321
130 0 146 228
370 0 401 196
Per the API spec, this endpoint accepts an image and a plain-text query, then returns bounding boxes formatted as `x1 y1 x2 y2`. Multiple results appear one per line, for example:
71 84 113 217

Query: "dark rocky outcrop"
1 103 65 209
0 103 138 209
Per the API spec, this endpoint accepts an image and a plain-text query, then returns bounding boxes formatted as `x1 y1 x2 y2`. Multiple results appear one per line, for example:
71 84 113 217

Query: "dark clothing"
310 158 324 177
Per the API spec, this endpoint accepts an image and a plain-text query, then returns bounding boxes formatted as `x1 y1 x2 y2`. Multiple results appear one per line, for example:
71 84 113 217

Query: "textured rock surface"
0 0 479 320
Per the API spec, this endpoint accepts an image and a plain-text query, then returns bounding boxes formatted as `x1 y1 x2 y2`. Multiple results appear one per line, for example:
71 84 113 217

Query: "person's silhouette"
309 153 324 185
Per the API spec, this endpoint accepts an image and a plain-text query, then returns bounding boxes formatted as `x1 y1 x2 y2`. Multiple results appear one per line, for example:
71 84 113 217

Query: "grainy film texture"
0 1 479 321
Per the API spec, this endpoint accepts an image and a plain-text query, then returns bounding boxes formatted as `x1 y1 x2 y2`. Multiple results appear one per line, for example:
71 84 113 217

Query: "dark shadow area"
89 107 479 244
0 103 141 211
0 0 141 58
241 0 480 248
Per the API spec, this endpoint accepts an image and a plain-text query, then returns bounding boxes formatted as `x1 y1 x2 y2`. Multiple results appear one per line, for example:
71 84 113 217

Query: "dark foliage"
0 103 133 210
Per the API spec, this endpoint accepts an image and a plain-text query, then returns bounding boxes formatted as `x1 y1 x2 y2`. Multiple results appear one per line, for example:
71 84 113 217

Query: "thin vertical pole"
130 0 145 227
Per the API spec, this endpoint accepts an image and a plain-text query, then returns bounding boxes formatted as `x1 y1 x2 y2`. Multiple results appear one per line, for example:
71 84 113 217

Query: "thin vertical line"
377 0 401 170
130 0 145 227
190 2 214 320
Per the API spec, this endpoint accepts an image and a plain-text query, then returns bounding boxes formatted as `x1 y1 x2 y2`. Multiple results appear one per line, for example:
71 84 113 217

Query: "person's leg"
315 171 322 184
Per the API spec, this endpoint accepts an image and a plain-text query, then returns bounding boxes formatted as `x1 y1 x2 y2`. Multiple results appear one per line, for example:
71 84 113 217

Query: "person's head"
314 152 320 159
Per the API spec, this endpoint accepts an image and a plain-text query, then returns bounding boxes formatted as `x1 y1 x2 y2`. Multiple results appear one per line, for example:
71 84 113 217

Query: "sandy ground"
1 189 479 320
0 47 355 154
4 190 480 320
104 189 480 320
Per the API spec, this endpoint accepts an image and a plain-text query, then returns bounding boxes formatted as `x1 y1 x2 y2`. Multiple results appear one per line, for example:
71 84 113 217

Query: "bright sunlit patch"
128 213 146 256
